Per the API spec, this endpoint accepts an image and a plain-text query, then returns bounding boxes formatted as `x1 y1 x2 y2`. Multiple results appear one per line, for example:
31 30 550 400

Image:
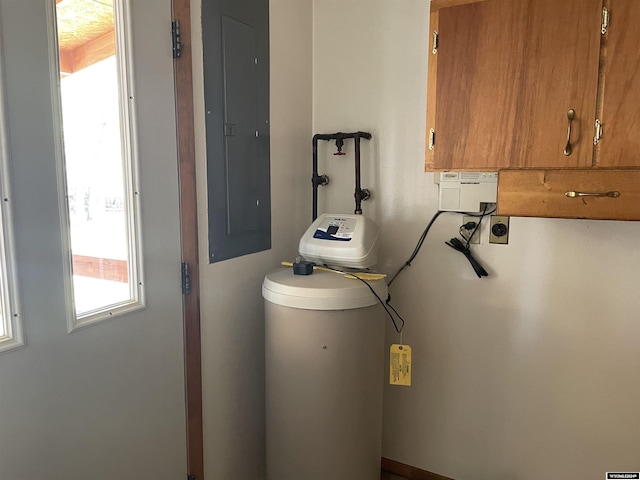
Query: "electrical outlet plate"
462 215 480 244
489 216 510 244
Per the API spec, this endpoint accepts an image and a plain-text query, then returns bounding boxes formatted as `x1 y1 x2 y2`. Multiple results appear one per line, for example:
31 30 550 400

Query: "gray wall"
313 1 640 479
192 0 312 477
192 0 640 478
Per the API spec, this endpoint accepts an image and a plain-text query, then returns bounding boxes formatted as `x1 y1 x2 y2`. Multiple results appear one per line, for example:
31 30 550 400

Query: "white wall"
313 1 640 479
191 0 313 478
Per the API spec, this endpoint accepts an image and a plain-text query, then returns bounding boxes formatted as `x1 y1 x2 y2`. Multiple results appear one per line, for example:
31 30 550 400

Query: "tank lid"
262 268 388 310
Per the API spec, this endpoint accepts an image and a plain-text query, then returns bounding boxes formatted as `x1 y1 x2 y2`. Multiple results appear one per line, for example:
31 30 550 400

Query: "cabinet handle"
565 191 620 198
432 31 438 54
563 109 575 156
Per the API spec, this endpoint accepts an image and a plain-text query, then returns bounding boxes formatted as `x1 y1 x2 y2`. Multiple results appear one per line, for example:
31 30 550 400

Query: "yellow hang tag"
390 344 412 386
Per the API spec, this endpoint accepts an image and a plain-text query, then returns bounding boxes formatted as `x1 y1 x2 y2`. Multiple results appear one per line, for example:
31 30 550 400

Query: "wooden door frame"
172 0 204 478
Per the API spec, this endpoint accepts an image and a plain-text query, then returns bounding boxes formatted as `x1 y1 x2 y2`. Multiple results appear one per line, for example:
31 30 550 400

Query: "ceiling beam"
59 29 115 75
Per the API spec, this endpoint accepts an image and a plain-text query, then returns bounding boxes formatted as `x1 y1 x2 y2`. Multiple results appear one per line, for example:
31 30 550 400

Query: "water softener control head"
298 213 379 269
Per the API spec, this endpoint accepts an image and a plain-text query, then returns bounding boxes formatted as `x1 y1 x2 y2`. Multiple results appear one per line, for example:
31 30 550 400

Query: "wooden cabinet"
426 0 640 220
597 1 640 168
426 0 602 171
498 169 640 220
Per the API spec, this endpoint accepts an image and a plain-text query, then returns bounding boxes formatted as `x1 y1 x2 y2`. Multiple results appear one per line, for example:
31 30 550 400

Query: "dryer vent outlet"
489 216 510 244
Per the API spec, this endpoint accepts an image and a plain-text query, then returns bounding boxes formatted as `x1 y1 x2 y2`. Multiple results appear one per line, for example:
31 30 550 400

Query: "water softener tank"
262 268 387 480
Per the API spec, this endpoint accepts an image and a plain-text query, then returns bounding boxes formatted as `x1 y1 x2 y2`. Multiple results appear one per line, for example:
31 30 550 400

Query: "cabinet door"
426 0 603 171
498 169 640 220
597 0 640 167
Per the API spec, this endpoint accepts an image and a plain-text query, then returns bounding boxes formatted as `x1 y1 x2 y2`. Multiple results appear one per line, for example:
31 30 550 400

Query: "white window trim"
48 0 146 333
0 34 25 354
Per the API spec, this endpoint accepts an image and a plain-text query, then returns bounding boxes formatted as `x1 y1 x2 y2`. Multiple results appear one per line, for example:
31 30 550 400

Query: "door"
597 0 640 168
426 0 602 171
0 1 187 479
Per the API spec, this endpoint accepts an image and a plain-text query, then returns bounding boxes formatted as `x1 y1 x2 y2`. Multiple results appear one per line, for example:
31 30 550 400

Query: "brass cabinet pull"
563 109 575 156
432 31 438 54
565 191 620 198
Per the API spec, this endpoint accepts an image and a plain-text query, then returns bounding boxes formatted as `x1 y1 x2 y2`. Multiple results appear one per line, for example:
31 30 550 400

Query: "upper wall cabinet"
426 0 603 171
597 0 640 168
427 0 640 220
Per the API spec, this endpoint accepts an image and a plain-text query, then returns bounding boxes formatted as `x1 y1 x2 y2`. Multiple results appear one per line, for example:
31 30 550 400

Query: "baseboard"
381 457 454 480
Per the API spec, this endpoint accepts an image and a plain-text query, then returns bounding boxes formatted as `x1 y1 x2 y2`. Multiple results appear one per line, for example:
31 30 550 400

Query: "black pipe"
311 135 323 221
354 134 363 214
311 131 372 220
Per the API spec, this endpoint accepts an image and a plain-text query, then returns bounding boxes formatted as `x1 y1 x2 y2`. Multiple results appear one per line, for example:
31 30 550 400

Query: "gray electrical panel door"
202 0 270 263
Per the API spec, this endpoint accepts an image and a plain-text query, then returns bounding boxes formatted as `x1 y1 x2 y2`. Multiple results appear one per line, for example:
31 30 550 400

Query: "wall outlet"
489 216 510 244
462 216 480 244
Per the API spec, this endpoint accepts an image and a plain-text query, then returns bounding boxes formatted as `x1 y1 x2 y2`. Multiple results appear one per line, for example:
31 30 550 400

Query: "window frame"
0 36 24 354
50 0 146 332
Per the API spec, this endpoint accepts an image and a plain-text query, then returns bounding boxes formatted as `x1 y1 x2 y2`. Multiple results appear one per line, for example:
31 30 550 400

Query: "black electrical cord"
461 204 488 249
388 205 495 285
444 237 488 278
387 210 443 287
331 205 493 333
460 221 481 249
446 204 492 277
463 207 497 217
322 264 405 334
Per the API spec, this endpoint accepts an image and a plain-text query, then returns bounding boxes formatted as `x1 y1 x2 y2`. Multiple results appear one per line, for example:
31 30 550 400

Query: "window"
55 0 143 329
0 50 23 353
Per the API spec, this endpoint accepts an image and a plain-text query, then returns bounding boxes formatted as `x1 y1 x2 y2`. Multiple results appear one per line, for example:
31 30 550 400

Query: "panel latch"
181 262 191 295
172 20 183 58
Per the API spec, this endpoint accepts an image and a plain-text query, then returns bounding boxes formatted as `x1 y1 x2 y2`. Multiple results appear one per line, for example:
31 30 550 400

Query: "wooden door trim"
382 458 455 480
172 0 204 478
431 0 487 10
